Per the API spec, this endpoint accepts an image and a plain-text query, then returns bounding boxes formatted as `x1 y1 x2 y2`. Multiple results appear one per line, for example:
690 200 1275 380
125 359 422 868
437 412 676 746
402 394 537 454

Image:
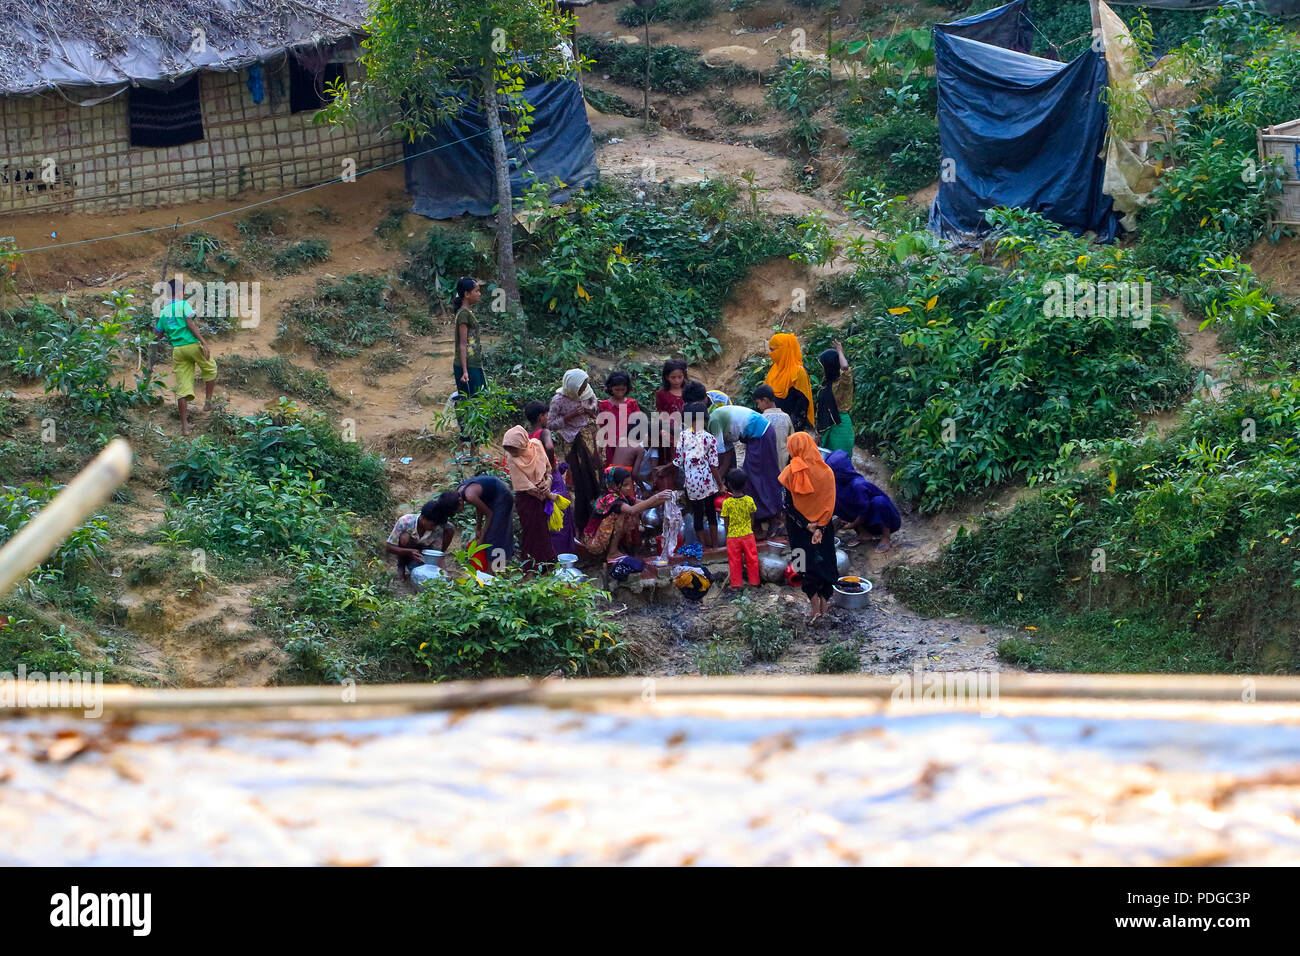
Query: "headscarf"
706 389 731 407
815 348 842 431
825 450 901 531
502 425 550 493
591 466 635 520
779 432 836 526
558 368 597 407
765 333 814 412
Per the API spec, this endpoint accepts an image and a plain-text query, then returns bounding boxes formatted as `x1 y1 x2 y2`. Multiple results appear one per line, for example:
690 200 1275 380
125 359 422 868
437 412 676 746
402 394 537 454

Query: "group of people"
392 278 901 621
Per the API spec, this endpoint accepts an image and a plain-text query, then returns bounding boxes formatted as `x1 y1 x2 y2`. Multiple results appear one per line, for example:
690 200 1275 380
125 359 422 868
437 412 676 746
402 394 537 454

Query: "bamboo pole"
6 672 1300 720
0 438 132 598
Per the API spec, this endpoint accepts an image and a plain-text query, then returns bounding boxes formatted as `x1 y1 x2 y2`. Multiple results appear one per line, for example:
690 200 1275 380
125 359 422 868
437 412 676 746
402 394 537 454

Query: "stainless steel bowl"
832 576 872 609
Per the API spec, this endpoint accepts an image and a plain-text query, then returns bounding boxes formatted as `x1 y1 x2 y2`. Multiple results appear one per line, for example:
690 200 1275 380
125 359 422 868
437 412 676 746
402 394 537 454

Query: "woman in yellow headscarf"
779 432 839 622
764 333 814 433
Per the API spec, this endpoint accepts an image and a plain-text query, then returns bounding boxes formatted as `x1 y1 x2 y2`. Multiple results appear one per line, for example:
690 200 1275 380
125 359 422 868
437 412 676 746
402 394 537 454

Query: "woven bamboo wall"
0 60 401 214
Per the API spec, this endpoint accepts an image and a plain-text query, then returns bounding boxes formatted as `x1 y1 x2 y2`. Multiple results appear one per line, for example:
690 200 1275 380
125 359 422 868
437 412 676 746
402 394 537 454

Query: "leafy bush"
0 481 110 575
176 231 239 276
890 368 1300 672
517 181 799 362
583 87 638 118
816 641 860 673
383 572 631 678
584 39 739 96
766 57 831 119
170 468 362 560
269 239 331 275
401 227 490 306
617 0 714 26
695 635 745 675
849 111 940 196
835 208 1190 510
734 595 792 662
167 400 390 515
277 273 398 360
7 295 161 418
236 210 285 237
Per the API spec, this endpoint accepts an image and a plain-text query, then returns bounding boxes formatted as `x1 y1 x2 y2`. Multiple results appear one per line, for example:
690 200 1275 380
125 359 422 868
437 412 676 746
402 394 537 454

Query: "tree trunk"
481 66 521 314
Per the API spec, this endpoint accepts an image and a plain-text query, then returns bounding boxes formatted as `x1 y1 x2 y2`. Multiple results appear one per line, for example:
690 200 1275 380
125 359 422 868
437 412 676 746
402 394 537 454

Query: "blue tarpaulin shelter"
928 1 1120 242
404 77 598 219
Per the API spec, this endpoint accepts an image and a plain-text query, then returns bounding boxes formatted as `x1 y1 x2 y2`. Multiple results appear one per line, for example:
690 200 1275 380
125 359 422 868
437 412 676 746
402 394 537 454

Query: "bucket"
832 576 872 609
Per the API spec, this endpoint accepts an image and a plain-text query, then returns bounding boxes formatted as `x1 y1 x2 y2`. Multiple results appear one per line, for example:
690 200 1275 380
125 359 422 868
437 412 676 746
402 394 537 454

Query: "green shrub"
269 239 331 275
766 57 831 119
836 208 1191 510
167 400 390 516
849 111 940 195
219 354 338 403
585 39 716 96
734 595 792 662
276 273 397 360
170 469 361 560
383 572 631 678
401 227 491 306
7 294 161 418
890 370 1300 672
695 635 745 675
236 210 285 237
176 231 238 276
816 641 860 674
617 0 714 26
0 481 110 575
583 87 638 118
517 180 799 362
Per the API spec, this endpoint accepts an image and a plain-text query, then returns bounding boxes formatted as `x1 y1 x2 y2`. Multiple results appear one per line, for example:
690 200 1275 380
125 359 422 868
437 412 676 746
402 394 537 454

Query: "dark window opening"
289 59 346 114
128 76 204 148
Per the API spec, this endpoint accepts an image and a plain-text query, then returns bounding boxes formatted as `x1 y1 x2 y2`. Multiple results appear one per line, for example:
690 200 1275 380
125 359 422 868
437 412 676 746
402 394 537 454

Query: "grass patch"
219 354 338 404
276 273 398 361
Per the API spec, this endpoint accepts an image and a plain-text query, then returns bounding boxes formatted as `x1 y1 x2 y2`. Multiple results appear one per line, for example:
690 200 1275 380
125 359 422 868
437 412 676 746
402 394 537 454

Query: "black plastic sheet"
928 2 1120 242
403 78 598 220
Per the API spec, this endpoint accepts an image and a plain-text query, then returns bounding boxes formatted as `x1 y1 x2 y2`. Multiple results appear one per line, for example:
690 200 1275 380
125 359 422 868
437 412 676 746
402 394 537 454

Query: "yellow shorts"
172 342 217 400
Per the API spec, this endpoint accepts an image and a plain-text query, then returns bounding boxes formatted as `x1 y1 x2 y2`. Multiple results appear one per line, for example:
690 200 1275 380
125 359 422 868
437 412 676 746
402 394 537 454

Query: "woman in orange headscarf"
779 432 839 622
503 425 557 571
764 333 815 433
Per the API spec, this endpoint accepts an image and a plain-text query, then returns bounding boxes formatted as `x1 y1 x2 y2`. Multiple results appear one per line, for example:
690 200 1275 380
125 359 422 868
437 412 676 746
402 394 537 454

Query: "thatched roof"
0 0 369 95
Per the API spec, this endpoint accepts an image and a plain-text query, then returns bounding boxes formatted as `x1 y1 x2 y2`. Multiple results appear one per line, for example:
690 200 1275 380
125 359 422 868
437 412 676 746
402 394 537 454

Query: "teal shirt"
156 299 199 347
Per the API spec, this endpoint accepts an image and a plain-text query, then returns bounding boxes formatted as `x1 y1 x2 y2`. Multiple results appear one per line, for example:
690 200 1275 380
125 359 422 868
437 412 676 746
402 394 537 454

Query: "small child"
721 468 760 588
675 400 720 550
653 463 685 562
753 384 793 470
598 370 646 479
154 276 217 437
525 400 556 466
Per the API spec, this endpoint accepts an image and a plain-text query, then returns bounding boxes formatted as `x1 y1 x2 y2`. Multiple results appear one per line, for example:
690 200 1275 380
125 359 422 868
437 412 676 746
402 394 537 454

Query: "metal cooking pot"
832 576 872 610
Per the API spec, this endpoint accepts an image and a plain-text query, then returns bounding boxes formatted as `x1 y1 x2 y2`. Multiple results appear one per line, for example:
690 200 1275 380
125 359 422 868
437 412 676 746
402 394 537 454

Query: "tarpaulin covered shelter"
928 1 1120 242
404 77 599 220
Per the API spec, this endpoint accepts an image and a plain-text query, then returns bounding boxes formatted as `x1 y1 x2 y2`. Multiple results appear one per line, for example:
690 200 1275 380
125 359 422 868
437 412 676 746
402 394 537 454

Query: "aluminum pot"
832 576 872 609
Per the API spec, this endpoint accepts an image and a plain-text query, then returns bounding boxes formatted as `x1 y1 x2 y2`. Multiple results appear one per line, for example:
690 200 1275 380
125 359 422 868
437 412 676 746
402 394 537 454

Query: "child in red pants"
720 468 760 587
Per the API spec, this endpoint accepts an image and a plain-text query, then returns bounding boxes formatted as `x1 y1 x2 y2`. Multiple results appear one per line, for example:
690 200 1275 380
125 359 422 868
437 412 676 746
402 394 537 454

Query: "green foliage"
218 354 338 403
429 381 520 445
176 231 239 276
6 294 161 418
816 641 860 674
167 400 391 516
170 468 361 561
836 208 1190 511
891 369 1300 673
766 57 831 119
383 571 631 678
401 227 491 306
516 181 799 362
277 273 398 360
0 481 110 575
584 39 737 96
849 111 940 196
583 86 638 118
733 595 792 662
695 634 745 675
269 239 331 275
617 0 714 26
0 611 88 673
374 206 409 240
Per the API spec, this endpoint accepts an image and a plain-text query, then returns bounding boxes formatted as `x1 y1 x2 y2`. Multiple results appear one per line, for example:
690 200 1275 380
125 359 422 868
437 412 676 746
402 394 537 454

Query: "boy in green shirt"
154 277 217 436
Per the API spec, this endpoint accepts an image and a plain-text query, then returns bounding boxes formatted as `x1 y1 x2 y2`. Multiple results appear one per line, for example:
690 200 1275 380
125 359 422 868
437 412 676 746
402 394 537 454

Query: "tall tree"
322 0 578 313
